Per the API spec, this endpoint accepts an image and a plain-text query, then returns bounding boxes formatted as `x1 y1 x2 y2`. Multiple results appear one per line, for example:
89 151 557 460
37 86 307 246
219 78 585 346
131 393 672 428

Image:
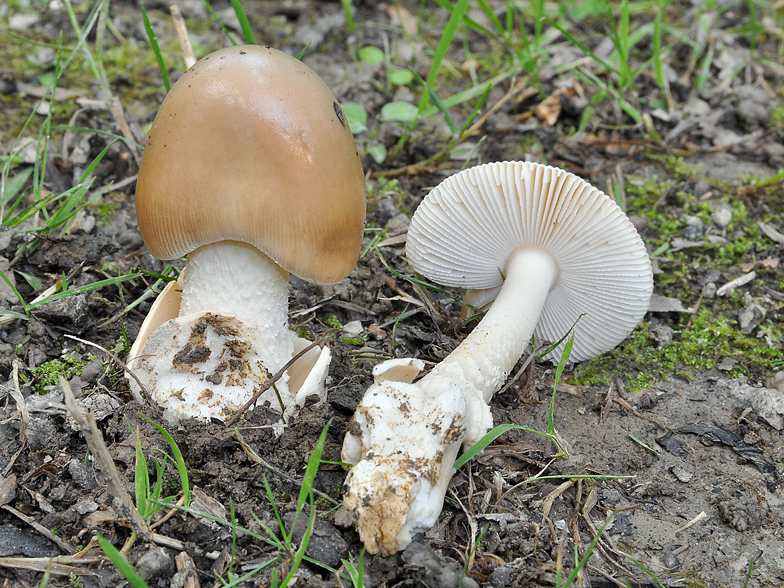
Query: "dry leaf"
535 94 562 126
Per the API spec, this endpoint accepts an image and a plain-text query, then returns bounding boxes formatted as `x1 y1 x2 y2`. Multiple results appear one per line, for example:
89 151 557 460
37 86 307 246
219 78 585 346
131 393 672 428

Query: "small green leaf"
367 144 387 164
380 102 419 123
341 102 368 134
359 46 384 65
388 68 414 86
15 271 43 291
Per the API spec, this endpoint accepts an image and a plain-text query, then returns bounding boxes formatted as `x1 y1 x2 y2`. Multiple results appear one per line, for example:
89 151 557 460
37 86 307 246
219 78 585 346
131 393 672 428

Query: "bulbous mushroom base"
129 311 291 423
341 373 466 556
129 310 331 426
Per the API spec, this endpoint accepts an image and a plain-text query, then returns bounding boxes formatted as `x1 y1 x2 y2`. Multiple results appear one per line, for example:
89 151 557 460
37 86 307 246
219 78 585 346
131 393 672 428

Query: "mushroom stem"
179 241 294 374
421 247 559 446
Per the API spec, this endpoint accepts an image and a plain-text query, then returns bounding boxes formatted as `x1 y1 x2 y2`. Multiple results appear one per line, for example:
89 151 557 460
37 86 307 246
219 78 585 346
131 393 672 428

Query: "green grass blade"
134 428 150 518
139 415 191 506
432 0 495 37
340 0 355 32
281 499 317 587
419 0 469 113
203 0 241 45
545 18 619 76
419 77 458 136
549 334 574 437
620 552 668 588
26 272 141 311
229 0 256 44
461 82 492 130
141 4 171 92
454 423 559 469
0 268 29 315
97 534 151 588
0 309 30 321
1 167 33 206
297 421 330 512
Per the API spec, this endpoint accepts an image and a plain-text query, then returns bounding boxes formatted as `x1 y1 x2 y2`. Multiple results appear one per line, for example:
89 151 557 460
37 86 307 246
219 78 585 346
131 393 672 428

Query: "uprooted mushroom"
341 161 653 555
128 45 366 423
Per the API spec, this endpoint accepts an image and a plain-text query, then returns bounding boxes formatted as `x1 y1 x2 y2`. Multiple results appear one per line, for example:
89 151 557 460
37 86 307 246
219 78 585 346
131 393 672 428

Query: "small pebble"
766 372 784 393
712 206 733 229
649 324 674 346
738 303 766 334
718 357 738 371
663 551 681 571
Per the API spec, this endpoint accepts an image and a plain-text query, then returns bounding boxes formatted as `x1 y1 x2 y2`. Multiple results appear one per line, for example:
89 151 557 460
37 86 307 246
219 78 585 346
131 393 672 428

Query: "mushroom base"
129 311 291 423
342 371 466 555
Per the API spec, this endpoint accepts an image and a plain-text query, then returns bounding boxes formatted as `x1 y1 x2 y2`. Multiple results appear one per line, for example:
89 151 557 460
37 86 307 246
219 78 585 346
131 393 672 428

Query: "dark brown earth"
0 0 783 587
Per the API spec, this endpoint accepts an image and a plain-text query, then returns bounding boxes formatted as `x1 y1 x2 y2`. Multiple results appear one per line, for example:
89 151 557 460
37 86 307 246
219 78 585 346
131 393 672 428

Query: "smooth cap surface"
136 45 366 283
406 161 653 361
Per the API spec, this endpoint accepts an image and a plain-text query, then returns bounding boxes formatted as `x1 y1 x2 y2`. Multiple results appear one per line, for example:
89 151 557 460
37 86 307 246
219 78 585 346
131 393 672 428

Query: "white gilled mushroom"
342 161 652 555
128 45 366 423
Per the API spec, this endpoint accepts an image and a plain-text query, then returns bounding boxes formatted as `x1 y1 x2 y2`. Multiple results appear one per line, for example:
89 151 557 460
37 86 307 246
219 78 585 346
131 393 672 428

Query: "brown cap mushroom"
136 44 366 284
129 45 366 422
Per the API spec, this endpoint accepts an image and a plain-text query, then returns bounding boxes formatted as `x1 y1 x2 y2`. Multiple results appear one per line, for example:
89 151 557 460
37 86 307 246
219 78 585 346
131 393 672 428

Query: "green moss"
569 309 783 391
340 336 366 346
324 315 343 330
31 353 95 393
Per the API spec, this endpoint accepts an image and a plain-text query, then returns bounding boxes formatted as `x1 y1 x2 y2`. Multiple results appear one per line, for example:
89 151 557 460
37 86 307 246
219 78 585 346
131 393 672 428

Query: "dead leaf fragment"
717 271 756 296
0 474 16 506
758 221 784 245
385 3 418 35
648 294 695 313
535 94 562 126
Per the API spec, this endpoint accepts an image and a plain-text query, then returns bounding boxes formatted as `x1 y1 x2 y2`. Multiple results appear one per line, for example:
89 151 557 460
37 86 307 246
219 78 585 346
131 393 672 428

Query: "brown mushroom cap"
136 45 366 284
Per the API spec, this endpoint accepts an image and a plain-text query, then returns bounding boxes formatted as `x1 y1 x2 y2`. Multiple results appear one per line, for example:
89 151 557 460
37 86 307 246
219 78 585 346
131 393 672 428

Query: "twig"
61 376 151 542
224 334 334 427
677 510 707 532
9 361 30 444
611 397 673 431
464 78 534 137
0 556 100 577
64 334 153 405
170 3 197 68
2 504 76 554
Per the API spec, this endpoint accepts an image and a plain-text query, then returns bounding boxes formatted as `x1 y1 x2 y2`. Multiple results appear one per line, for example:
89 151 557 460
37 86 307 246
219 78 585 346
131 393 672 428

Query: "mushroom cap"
136 45 366 284
406 161 653 362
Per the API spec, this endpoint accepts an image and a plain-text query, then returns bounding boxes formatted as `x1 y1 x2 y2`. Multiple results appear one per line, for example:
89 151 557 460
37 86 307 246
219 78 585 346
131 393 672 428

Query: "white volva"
342 161 653 555
129 242 299 421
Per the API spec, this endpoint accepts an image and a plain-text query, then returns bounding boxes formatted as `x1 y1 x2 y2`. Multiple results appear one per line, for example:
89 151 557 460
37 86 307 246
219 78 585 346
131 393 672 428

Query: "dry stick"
225 333 335 427
170 3 197 69
0 556 98 577
149 495 187 531
60 376 152 542
2 504 76 554
9 360 29 442
64 334 153 405
464 79 534 137
109 97 141 165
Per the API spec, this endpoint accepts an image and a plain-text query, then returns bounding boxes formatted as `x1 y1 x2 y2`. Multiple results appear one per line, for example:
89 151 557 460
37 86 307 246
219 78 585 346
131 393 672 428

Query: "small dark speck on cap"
239 51 246 55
